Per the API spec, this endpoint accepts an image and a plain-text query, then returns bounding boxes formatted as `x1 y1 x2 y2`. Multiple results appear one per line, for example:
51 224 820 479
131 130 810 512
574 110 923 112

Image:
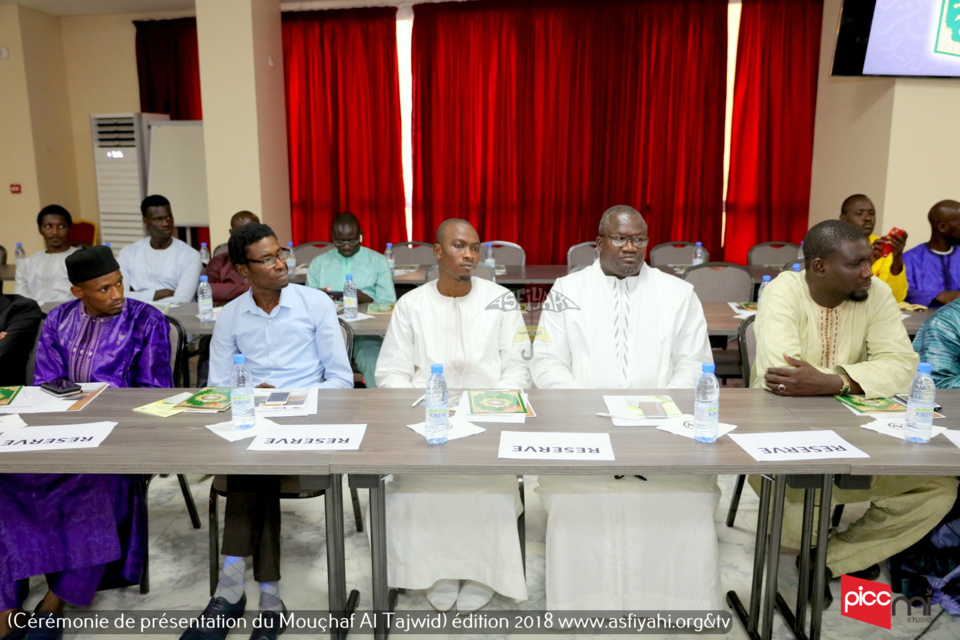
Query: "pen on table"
411 394 425 407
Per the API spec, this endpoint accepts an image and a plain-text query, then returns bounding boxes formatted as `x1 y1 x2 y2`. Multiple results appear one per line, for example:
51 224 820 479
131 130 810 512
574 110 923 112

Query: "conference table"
7 387 957 639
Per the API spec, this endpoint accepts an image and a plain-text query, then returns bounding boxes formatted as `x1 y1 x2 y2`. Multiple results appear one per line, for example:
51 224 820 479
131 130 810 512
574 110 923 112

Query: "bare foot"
0 607 26 636
36 591 65 615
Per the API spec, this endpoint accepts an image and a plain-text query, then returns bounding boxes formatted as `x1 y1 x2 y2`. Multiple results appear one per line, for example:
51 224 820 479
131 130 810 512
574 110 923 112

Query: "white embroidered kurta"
376 277 530 600
532 261 722 610
14 247 80 305
118 237 202 304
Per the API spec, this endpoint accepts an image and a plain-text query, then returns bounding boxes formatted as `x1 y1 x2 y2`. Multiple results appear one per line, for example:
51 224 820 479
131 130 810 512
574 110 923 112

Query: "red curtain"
134 18 203 120
723 0 823 264
283 9 406 251
412 0 727 264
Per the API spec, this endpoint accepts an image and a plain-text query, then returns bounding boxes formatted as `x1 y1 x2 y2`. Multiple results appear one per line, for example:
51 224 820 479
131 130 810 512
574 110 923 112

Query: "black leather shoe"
24 613 62 640
180 592 247 640
848 564 881 581
249 602 288 640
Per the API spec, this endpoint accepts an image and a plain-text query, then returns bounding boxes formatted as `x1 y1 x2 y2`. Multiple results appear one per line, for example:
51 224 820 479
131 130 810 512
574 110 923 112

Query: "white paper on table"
942 430 960 450
406 417 485 441
901 313 910 320
454 393 529 423
727 301 757 318
247 424 367 451
0 422 116 453
601 395 675 427
861 417 947 440
729 430 869 462
341 313 374 323
0 414 27 434
498 431 615 461
656 414 738 439
0 383 106 414
253 388 318 418
205 416 283 442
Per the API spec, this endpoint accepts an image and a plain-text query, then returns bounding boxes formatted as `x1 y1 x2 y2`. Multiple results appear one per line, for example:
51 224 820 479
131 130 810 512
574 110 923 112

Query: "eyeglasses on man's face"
601 234 649 248
246 247 293 268
334 237 361 248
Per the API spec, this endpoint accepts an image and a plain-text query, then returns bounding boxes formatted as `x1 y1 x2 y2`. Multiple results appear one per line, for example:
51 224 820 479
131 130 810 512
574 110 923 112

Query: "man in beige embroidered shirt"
752 219 957 605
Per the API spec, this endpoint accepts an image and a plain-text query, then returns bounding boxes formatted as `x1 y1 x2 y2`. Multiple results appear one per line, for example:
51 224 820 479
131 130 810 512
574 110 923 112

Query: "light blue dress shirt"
208 284 353 389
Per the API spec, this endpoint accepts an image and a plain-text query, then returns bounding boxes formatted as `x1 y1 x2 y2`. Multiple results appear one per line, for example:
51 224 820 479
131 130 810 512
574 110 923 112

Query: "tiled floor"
20 475 960 639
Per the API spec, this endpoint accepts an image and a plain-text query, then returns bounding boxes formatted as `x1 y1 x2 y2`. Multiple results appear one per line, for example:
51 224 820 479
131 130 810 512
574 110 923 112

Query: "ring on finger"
778 383 786 393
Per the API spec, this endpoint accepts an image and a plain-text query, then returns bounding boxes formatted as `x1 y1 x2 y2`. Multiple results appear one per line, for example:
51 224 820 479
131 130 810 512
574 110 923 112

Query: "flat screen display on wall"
833 0 960 77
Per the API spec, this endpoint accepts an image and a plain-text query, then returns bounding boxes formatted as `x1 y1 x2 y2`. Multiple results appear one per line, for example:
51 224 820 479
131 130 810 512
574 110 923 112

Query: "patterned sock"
213 556 245 604
259 581 283 613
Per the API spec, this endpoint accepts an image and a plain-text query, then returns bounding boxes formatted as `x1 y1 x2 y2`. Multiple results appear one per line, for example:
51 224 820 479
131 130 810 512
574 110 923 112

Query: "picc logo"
841 575 932 629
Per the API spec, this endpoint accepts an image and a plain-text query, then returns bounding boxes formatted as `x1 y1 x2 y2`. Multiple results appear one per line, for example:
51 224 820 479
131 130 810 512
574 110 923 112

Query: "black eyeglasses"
246 247 293 268
333 238 361 248
601 234 649 248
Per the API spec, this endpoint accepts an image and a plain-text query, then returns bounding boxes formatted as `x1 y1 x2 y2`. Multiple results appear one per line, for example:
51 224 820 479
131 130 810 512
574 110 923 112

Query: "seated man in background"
0 246 171 640
903 199 960 307
532 205 720 611
0 292 43 386
913 298 960 388
307 212 396 387
14 204 81 305
839 194 908 303
754 219 957 605
376 218 529 612
204 211 260 304
189 223 352 640
118 194 202 304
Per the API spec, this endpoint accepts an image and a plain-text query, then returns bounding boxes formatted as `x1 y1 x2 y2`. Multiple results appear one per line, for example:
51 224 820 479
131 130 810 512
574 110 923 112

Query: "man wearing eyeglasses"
532 205 721 612
306 212 396 387
185 223 352 640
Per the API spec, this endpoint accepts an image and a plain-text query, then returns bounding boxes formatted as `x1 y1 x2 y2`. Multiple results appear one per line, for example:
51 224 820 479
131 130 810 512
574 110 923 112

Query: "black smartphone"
40 379 82 398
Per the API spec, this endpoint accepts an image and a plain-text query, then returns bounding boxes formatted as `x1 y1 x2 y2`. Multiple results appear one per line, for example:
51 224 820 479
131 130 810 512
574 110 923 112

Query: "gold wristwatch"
838 371 852 395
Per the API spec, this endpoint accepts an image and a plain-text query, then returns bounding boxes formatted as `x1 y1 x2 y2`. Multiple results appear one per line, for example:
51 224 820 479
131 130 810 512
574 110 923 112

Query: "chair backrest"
338 317 355 361
293 242 335 266
0 244 6 265
683 262 754 303
69 219 98 246
782 260 803 272
486 241 526 267
425 263 496 282
391 241 436 266
748 242 801 266
649 241 701 267
164 315 186 388
567 242 597 269
213 243 229 257
24 315 46 385
738 315 757 385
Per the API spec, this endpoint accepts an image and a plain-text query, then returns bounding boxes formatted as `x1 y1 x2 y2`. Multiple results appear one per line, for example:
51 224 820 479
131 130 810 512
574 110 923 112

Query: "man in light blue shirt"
306 212 396 387
184 223 352 640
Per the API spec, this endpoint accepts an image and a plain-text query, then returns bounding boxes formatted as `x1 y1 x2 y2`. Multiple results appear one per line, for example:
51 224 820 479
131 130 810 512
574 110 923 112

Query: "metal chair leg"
726 474 747 527
178 474 202 529
831 503 845 528
140 474 151 594
209 485 220 596
518 475 526 577
350 486 364 533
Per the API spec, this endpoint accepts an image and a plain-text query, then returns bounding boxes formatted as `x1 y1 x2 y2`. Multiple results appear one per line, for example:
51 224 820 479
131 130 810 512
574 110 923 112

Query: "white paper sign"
656 414 738 439
861 417 947 441
498 431 615 461
941 430 960 451
247 424 367 451
206 416 283 442
0 414 27 434
341 312 374 323
406 418 485 441
729 430 869 462
0 422 116 453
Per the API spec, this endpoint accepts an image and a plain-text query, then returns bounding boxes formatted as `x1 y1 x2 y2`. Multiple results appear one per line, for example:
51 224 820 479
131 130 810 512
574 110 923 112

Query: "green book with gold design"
175 387 232 412
467 390 527 415
0 386 22 407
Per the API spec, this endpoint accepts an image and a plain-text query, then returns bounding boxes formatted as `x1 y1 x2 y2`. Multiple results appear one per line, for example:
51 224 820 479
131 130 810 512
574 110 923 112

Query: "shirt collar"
239 285 296 318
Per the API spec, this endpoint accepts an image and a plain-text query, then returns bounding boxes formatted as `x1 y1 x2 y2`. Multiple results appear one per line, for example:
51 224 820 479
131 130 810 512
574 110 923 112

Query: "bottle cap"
792 263 801 271
762 275 771 282
345 274 353 280
287 241 293 247
200 275 208 282
105 242 111 247
918 362 932 374
16 242 21 247
695 241 702 246
233 354 246 364
201 242 207 247
431 363 443 374
702 363 716 374
387 243 393 247
487 242 493 247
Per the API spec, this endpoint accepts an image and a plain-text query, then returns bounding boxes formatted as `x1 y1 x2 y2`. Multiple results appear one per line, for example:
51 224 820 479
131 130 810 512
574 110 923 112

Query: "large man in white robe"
532 204 722 611
376 219 530 613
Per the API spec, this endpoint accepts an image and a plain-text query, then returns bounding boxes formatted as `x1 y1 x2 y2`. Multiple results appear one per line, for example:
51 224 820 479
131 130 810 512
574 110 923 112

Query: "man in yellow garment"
839 193 908 302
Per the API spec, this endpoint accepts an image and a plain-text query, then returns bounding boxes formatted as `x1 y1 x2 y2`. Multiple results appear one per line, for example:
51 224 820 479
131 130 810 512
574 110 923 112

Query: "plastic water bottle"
905 362 936 444
692 242 707 266
197 275 214 321
343 274 358 320
797 241 804 261
286 242 297 271
484 243 496 269
199 242 210 266
15 243 26 268
694 363 720 443
424 364 450 445
230 354 255 430
385 243 395 273
757 275 772 304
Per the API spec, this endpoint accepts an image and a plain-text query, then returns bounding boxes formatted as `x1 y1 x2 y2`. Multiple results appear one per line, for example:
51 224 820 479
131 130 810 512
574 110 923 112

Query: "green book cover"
176 387 232 411
834 395 905 415
467 390 528 414
366 303 395 314
0 386 22 407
